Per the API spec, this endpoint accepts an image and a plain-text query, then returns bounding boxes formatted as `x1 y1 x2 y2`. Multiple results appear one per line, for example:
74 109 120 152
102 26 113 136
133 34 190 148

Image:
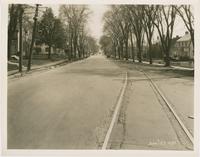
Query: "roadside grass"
8 54 66 71
134 62 194 77
112 58 194 77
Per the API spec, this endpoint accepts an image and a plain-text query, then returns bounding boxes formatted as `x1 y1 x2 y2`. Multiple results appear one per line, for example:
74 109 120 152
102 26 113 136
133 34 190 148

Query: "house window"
35 40 41 46
35 47 41 53
45 48 49 52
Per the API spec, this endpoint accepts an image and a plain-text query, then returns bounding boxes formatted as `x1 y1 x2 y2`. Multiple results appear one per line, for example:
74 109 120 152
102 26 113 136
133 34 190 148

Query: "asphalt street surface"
7 54 194 150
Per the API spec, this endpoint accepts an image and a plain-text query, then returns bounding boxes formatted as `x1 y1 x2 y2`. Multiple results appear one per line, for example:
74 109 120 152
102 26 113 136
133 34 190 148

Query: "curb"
8 59 68 77
137 60 194 71
115 58 194 71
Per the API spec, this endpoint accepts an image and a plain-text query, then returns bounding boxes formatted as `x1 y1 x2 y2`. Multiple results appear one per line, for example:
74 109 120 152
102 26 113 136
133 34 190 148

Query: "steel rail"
138 67 194 145
102 72 128 149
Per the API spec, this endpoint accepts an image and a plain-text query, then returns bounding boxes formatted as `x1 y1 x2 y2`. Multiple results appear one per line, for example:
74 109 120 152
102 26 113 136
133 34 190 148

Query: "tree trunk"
120 41 123 60
117 45 120 59
48 45 51 59
7 4 18 60
113 43 116 59
70 38 73 60
138 44 142 63
27 4 39 71
19 8 23 72
125 38 128 60
78 46 81 58
164 51 170 66
130 36 134 62
80 47 83 58
136 36 143 63
82 47 85 58
73 40 77 59
191 32 194 50
7 35 12 60
149 42 152 64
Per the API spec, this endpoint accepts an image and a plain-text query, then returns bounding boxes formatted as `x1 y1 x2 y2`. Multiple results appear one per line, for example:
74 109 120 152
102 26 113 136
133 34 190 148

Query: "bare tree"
102 5 144 62
154 5 177 66
8 4 20 60
59 5 90 60
103 8 122 59
103 6 131 60
18 5 24 72
37 8 56 59
142 5 158 64
99 35 112 57
120 6 131 60
130 28 135 62
27 4 40 71
128 5 145 63
175 5 194 48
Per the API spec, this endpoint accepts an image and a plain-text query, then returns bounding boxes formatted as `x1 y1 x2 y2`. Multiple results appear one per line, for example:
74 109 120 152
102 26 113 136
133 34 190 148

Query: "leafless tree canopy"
8 4 99 71
100 5 194 66
175 5 194 47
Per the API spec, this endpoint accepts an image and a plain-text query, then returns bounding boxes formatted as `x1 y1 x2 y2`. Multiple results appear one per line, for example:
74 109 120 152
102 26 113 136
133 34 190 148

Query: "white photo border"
1 0 200 157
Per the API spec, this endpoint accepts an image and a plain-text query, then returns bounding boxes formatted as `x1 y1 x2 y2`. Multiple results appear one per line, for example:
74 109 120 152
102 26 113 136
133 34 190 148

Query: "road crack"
109 81 130 149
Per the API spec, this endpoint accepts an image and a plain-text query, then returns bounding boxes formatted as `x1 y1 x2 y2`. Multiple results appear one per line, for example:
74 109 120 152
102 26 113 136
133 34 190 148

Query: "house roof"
177 33 191 42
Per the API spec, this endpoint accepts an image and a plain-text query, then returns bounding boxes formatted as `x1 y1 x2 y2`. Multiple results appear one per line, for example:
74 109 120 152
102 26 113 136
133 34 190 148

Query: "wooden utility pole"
27 4 39 71
19 6 24 72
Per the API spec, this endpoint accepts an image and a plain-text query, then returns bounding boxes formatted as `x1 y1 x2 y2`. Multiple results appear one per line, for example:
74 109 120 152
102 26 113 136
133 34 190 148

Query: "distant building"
10 32 58 58
34 41 65 57
10 29 32 58
34 42 51 55
170 35 180 58
172 31 194 60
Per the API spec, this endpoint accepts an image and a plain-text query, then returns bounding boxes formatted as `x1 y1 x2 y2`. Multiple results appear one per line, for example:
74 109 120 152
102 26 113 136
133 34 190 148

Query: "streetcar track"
113 76 184 82
101 72 128 149
101 59 193 149
102 61 193 150
134 65 194 146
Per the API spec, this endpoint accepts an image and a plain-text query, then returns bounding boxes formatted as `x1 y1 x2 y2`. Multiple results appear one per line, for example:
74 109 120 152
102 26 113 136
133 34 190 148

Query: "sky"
47 4 109 40
88 5 109 40
47 5 187 41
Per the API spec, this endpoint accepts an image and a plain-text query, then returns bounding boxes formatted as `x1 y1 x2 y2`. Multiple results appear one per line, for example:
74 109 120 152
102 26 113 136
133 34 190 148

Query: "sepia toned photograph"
4 2 196 152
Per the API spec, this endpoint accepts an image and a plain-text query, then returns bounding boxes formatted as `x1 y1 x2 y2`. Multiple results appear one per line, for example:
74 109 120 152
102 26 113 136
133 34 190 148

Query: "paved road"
108 61 193 150
7 55 194 150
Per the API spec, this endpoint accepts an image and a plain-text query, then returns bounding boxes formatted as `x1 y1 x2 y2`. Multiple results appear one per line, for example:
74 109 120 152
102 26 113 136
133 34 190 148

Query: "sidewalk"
8 59 68 76
125 58 194 71
142 60 194 71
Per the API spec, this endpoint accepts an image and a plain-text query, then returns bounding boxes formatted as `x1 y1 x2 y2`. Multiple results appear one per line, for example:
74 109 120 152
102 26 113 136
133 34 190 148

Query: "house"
10 28 32 58
34 42 51 55
34 42 65 55
172 31 194 60
9 22 52 58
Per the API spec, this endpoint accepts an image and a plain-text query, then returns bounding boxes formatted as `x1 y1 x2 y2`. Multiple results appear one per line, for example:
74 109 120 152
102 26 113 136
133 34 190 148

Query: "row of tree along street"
99 5 194 66
8 4 99 72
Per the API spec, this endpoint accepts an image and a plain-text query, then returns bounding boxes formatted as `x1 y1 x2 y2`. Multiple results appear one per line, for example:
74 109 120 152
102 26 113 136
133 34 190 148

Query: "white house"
172 31 194 60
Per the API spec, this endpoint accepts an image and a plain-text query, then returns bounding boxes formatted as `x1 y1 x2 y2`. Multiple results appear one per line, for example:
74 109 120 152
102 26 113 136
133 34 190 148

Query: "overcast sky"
46 4 109 40
88 5 109 40
47 5 187 41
